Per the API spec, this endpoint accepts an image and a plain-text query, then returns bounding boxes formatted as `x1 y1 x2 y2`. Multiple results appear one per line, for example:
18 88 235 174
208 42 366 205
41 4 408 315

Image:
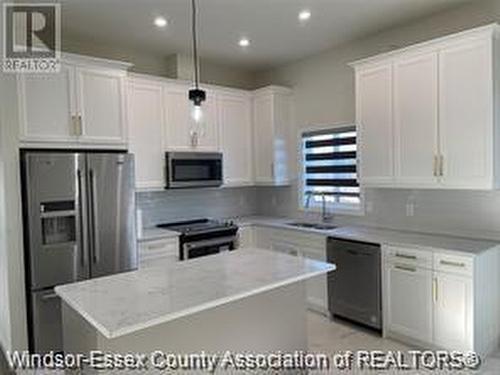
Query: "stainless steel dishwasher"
327 237 382 331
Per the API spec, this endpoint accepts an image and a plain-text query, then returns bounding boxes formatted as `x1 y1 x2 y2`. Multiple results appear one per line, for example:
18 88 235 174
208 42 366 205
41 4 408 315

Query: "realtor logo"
3 3 61 73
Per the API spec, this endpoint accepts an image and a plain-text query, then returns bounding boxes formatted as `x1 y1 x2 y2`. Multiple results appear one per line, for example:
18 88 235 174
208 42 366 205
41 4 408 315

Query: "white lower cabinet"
433 272 473 352
251 226 329 315
383 245 497 356
385 262 433 344
138 237 179 269
236 226 255 249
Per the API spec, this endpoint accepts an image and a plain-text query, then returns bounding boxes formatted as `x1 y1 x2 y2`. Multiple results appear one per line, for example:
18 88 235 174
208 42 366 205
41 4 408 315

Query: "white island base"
57 249 335 373
62 283 307 366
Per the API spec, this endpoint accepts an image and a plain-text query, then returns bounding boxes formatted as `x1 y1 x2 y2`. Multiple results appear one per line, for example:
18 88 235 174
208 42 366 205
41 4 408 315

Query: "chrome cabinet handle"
77 169 85 268
440 260 466 268
395 264 416 273
395 253 417 260
439 155 444 177
89 169 100 264
433 155 438 177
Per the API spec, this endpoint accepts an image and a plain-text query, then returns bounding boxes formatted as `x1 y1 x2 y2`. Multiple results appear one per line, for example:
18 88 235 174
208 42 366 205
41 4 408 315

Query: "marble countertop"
137 227 180 242
232 216 499 255
55 248 335 339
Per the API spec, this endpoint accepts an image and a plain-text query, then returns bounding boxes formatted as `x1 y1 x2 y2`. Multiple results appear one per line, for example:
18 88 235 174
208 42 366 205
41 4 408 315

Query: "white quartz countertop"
137 227 180 242
232 216 499 255
55 248 335 339
329 226 499 255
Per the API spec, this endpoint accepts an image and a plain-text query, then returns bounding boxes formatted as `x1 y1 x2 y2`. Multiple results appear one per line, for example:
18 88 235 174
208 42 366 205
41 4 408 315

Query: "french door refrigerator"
21 151 137 353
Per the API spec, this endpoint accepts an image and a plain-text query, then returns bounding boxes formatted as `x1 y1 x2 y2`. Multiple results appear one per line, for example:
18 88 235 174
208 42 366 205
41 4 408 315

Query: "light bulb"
191 104 204 124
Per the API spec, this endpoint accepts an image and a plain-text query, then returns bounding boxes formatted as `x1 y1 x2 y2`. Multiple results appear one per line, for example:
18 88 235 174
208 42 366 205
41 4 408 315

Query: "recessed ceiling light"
298 10 311 22
154 16 168 28
239 38 250 47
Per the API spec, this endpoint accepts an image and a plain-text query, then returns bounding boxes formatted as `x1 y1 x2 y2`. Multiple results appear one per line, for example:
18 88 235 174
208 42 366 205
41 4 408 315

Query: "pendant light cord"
191 0 200 89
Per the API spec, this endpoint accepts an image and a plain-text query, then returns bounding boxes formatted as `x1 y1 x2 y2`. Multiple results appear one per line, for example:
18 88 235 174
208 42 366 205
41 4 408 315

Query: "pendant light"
188 0 206 124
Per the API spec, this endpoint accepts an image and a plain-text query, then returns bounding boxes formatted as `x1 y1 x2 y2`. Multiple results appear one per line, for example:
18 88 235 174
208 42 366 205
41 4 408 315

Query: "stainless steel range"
157 219 238 260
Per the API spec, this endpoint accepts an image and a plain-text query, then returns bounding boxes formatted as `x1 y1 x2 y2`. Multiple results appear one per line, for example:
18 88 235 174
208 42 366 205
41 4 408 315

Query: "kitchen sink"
286 222 337 231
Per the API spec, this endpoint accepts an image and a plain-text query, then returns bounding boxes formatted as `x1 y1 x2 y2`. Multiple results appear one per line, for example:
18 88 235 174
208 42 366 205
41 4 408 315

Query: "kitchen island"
55 248 335 372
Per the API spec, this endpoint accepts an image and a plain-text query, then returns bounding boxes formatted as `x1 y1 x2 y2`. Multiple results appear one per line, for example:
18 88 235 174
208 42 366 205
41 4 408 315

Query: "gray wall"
137 188 258 227
250 0 500 241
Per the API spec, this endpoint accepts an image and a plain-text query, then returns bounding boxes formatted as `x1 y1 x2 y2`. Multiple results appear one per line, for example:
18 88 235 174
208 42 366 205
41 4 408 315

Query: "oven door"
166 152 223 188
182 236 236 260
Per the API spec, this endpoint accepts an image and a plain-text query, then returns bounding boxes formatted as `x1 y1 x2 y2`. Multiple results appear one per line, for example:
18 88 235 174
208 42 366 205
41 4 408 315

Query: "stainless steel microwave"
166 152 223 188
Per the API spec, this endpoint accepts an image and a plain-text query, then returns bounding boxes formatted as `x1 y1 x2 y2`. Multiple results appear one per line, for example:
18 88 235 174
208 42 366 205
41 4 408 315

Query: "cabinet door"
127 80 165 190
237 227 255 248
439 39 493 189
253 95 274 183
302 249 328 315
164 86 218 151
433 272 473 351
385 263 433 344
76 67 126 144
218 93 253 186
394 53 439 187
18 65 77 142
164 87 192 150
194 93 219 151
356 63 394 185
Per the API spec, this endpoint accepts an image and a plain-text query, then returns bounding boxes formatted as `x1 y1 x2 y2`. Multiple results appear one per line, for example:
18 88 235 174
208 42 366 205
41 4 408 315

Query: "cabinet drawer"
434 253 473 276
139 238 179 266
385 245 433 268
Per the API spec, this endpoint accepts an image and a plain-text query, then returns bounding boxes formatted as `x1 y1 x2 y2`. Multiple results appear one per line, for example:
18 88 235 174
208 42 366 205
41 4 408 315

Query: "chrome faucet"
305 191 332 223
305 191 313 209
321 192 330 222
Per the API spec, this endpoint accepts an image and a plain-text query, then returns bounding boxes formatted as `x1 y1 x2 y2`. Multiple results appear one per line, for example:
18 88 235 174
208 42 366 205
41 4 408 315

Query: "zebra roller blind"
302 126 360 206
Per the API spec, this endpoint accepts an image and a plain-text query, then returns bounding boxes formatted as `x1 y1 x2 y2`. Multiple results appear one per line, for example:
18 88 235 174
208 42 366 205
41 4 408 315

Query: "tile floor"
2 313 500 374
308 312 500 374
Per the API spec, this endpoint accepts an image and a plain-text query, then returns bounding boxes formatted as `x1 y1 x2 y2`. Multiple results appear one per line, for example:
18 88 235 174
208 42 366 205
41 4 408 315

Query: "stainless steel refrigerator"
21 151 137 353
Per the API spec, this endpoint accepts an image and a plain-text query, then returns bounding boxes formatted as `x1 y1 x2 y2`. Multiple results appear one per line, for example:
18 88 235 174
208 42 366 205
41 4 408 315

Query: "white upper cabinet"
18 54 130 147
18 65 76 143
218 91 253 186
164 84 218 152
76 67 127 144
127 78 165 190
394 52 439 187
252 86 293 186
356 63 394 185
352 24 500 190
439 38 493 189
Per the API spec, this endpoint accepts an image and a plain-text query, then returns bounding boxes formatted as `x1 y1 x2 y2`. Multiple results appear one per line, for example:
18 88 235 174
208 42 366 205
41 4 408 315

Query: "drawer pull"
395 264 416 273
395 253 417 260
440 260 466 268
146 243 171 250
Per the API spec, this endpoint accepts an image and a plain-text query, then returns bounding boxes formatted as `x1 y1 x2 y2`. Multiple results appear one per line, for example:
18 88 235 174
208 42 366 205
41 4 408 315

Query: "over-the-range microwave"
165 152 223 189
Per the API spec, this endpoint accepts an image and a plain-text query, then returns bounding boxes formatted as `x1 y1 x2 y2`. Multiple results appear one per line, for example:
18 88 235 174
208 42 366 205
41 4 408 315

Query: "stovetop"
157 219 237 236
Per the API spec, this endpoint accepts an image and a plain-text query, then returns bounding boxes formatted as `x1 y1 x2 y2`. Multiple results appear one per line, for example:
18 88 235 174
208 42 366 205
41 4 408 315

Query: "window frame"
297 123 365 216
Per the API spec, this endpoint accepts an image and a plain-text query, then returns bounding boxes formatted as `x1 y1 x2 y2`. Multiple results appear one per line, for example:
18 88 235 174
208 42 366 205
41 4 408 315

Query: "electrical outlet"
366 201 374 213
406 202 415 217
271 195 278 206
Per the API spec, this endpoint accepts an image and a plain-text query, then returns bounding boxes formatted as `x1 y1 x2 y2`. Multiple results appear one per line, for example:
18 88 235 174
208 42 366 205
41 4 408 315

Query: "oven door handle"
183 236 236 259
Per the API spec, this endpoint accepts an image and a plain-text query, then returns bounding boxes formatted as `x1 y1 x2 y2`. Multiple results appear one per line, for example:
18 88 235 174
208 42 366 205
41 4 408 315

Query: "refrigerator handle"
77 170 85 268
89 169 100 264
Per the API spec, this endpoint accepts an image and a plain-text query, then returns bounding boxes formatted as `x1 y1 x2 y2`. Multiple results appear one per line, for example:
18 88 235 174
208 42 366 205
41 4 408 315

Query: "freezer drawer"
31 289 63 353
327 238 382 330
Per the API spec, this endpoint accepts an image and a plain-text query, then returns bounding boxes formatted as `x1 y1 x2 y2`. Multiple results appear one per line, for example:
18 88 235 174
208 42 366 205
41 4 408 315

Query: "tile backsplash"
137 187 258 227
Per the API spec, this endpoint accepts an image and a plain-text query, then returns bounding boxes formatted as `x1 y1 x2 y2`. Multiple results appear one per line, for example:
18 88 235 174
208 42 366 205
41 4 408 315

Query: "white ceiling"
58 0 471 71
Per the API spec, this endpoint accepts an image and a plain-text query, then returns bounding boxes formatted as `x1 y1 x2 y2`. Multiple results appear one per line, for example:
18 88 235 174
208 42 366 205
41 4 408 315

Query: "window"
301 126 361 212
